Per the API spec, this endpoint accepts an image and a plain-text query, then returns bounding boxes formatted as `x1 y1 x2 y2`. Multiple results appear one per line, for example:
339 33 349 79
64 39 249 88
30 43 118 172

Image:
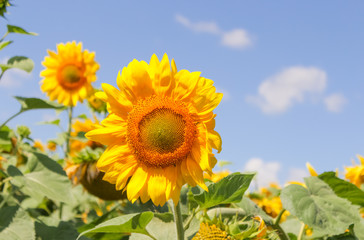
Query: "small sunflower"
193 222 230 240
86 54 222 206
40 41 100 106
33 140 45 152
70 118 103 156
204 170 230 183
47 141 57 152
87 89 107 114
249 184 289 222
64 147 124 201
345 155 364 188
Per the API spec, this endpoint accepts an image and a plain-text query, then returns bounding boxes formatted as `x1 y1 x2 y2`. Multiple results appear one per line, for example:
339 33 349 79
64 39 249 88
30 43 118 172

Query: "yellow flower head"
86 54 223 206
70 118 103 157
40 41 100 106
33 140 44 152
87 89 107 113
47 141 57 152
193 223 230 240
345 155 364 188
204 170 230 183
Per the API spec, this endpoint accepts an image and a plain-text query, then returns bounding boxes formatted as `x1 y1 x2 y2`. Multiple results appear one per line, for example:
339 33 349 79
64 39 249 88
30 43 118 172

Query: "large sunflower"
40 41 100 106
86 54 222 206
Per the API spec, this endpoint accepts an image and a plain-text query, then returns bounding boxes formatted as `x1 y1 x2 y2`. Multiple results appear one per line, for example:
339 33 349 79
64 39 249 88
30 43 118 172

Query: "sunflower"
193 223 230 240
70 118 103 156
345 155 364 188
40 41 100 106
86 54 222 206
204 170 230 183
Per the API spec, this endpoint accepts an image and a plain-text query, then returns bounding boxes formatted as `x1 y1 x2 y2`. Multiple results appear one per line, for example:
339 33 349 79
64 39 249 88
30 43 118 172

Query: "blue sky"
1 0 364 187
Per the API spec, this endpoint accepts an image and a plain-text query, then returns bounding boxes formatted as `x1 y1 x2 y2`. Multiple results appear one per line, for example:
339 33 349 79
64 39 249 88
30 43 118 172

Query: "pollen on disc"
139 108 185 154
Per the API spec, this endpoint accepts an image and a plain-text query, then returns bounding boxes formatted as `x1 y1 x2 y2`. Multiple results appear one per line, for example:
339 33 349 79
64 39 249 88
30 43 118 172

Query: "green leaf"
77 212 154 240
7 25 37 35
130 213 198 240
281 176 361 236
0 56 34 73
14 97 65 112
0 40 12 51
0 206 35 240
280 218 303 237
8 152 73 203
0 126 12 152
319 171 364 207
234 198 273 224
35 216 89 240
37 119 60 126
287 233 297 240
130 213 175 240
193 173 255 210
77 114 88 120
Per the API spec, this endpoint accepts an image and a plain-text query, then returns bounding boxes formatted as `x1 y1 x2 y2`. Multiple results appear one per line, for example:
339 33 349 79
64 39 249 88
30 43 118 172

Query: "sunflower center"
139 109 185 153
58 64 85 89
61 65 81 83
127 96 197 168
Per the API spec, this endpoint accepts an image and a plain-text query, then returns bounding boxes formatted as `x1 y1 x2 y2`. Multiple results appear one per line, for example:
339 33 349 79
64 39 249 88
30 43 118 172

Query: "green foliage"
7 25 37 36
14 97 65 112
192 173 254 210
0 56 34 73
7 152 72 204
281 176 361 236
234 198 273 224
77 212 154 240
0 206 35 240
0 0 11 18
319 171 364 207
35 216 88 240
16 125 31 139
0 126 13 152
0 40 12 50
37 119 61 127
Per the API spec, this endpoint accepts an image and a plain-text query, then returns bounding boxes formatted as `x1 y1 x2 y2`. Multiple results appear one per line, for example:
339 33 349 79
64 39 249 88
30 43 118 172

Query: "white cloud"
286 168 308 183
0 57 32 88
222 29 251 49
0 68 31 88
243 158 281 188
175 14 220 34
175 14 251 50
324 93 347 113
246 66 327 114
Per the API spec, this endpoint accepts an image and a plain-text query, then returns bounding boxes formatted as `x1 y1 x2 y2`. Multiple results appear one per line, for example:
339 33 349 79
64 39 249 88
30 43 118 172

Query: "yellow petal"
186 156 208 191
164 165 178 200
115 161 138 190
96 144 131 170
306 162 318 176
117 59 154 101
127 165 149 203
85 125 126 146
102 83 133 118
148 168 167 206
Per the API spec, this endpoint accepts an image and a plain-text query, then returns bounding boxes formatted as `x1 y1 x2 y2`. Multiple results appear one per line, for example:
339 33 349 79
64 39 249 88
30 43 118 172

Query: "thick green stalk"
173 201 185 240
65 106 73 157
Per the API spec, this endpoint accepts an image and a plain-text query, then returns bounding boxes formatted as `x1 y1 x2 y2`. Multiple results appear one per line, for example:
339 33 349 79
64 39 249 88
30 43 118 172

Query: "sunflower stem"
65 106 73 158
297 222 305 240
0 110 22 130
274 208 286 225
173 201 185 240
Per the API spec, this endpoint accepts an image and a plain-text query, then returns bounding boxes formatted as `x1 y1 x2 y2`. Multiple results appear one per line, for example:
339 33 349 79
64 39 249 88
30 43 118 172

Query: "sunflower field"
1 1 364 240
